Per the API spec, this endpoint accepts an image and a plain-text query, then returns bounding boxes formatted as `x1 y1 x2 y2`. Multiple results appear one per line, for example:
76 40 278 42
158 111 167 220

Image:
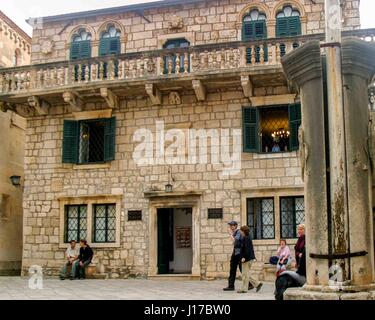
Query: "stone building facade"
0 10 30 275
0 0 370 280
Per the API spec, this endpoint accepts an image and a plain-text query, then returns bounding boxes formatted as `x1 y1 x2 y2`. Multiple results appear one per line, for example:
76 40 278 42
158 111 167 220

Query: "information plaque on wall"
176 227 191 248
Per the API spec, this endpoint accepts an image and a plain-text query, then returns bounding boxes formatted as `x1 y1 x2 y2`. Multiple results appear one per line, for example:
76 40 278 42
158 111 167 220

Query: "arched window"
99 25 121 56
276 5 301 37
14 49 21 66
242 9 267 41
70 29 92 60
163 38 190 74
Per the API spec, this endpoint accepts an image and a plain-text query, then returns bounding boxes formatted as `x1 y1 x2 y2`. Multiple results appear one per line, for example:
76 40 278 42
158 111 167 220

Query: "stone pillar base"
285 285 375 300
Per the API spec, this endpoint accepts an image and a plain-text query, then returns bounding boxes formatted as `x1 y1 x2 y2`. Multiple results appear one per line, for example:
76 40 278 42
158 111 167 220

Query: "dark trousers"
228 254 242 288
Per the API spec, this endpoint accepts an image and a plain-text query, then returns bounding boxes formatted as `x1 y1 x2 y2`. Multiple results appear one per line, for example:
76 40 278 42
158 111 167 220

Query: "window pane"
107 230 116 242
261 199 274 239
66 205 87 243
259 106 290 153
295 197 305 225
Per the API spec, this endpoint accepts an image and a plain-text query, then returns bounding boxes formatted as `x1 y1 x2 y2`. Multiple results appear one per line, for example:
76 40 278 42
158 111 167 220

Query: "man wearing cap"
223 221 250 291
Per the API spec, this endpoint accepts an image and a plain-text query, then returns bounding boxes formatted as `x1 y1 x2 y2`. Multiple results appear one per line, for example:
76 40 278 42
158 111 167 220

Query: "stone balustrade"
0 29 374 96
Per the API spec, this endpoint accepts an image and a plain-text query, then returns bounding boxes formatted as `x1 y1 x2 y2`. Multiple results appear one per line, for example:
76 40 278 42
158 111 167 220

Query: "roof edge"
0 10 31 42
27 0 207 25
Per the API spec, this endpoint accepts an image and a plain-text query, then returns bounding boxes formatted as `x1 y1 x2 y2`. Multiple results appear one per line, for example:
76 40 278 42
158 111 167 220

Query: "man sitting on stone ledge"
70 240 94 280
59 240 79 280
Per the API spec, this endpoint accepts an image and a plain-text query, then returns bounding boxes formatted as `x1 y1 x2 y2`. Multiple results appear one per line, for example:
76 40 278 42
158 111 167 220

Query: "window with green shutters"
70 29 92 60
99 25 121 56
242 9 268 64
243 104 301 153
62 117 116 164
276 6 302 37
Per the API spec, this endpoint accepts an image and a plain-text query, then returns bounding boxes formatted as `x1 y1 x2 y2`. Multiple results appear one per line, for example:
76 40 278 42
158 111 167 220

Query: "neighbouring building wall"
0 112 26 275
29 0 361 64
0 10 30 275
0 11 31 67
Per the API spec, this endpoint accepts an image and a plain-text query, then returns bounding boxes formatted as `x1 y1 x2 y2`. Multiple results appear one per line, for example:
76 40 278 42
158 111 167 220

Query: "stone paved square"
0 277 275 300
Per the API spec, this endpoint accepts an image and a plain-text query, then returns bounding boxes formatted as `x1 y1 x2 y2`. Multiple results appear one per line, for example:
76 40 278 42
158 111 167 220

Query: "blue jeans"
71 260 91 278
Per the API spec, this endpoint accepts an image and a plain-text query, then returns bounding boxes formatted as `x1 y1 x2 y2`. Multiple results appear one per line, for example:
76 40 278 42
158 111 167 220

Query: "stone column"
341 38 375 286
281 37 375 299
282 41 330 286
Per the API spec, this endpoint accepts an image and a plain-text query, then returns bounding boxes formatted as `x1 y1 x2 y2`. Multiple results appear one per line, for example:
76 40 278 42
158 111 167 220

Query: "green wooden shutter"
104 117 116 162
288 16 302 36
277 17 301 37
70 43 81 60
254 21 266 39
62 120 79 163
276 17 289 37
289 103 302 151
243 107 259 153
242 22 254 41
79 40 91 59
109 38 120 55
99 38 111 56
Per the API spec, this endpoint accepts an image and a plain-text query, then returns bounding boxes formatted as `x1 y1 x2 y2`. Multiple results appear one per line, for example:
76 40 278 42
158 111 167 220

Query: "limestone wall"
0 112 26 274
30 0 361 64
0 11 29 275
22 87 302 278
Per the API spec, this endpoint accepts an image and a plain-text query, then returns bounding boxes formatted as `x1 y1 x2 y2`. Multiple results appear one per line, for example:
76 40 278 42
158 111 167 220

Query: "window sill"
252 239 298 246
73 163 111 170
251 151 297 159
59 242 121 250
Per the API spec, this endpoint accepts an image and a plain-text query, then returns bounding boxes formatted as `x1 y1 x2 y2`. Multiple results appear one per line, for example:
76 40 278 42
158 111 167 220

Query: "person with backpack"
71 239 94 280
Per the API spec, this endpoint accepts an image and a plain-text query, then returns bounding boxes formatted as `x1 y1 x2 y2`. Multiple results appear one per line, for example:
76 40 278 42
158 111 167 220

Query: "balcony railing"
0 29 374 96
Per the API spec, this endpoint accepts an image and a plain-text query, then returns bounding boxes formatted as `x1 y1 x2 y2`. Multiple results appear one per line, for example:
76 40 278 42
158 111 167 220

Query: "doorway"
157 208 193 274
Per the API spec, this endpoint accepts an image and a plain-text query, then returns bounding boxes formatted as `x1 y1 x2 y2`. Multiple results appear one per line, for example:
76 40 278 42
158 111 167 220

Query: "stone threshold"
148 274 201 281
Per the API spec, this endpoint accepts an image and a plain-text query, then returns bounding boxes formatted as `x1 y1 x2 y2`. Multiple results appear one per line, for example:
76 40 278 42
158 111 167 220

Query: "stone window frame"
63 109 114 170
58 195 122 249
66 25 96 60
240 187 304 246
97 21 127 55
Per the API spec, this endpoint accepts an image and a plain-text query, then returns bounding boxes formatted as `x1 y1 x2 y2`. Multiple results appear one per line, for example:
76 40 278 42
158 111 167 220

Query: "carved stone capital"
281 40 323 88
341 37 375 83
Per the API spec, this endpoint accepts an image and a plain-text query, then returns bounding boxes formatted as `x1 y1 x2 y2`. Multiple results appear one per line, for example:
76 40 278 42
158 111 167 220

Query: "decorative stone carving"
169 91 181 105
298 126 309 181
40 39 54 55
146 58 155 74
168 15 184 30
100 88 119 109
145 84 161 106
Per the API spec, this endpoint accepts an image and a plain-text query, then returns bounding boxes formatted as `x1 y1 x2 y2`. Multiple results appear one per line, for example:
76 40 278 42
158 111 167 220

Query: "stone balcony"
0 29 374 117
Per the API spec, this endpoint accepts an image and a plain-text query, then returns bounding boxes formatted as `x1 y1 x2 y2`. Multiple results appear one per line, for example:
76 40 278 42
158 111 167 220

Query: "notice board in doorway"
176 227 191 248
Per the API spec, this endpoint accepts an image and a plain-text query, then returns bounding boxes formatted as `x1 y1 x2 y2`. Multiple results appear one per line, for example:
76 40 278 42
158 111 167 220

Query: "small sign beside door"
176 227 191 248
